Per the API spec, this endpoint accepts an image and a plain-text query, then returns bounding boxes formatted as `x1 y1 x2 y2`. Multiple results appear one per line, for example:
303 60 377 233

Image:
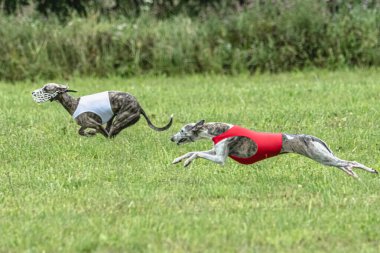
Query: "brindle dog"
171 120 378 178
32 83 173 138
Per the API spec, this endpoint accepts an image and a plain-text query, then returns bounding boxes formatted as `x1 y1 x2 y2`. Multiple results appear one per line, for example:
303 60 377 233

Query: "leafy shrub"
0 1 378 81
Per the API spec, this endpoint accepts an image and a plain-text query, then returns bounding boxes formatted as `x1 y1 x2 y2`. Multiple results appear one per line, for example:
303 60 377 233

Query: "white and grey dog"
171 120 378 178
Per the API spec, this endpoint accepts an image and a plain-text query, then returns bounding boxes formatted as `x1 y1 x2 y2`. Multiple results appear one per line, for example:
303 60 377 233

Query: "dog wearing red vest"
170 120 378 178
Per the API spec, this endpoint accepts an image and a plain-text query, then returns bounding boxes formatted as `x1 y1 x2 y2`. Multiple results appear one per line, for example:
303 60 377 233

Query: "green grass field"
1 70 380 252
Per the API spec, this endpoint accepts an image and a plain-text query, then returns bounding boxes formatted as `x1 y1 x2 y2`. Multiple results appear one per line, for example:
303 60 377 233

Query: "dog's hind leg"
347 161 378 174
108 112 140 138
282 134 378 177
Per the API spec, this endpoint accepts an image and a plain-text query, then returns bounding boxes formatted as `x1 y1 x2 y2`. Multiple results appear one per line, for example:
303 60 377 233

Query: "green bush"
0 1 379 81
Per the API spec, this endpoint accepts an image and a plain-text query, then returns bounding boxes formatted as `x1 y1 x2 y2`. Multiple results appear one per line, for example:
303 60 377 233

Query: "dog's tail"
140 108 173 131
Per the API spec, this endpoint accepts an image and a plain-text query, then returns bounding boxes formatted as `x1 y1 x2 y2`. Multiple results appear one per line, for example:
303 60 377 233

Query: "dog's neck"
55 92 79 115
198 123 232 139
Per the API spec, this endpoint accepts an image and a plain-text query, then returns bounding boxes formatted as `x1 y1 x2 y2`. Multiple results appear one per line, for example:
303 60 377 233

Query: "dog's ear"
57 84 77 93
57 85 68 93
64 83 78 93
191 120 205 131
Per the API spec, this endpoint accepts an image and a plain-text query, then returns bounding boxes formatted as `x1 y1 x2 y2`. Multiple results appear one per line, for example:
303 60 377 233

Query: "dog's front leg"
183 150 224 167
181 140 229 167
172 150 217 167
172 152 197 164
105 115 115 133
172 150 216 165
78 126 97 137
96 125 110 138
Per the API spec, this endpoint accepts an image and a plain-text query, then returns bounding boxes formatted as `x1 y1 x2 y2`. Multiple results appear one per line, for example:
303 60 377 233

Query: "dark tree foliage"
0 0 378 18
0 0 29 14
35 0 87 17
0 0 87 17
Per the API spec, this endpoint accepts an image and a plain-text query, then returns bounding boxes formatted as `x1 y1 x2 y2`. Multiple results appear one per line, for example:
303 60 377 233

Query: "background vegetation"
0 0 379 81
1 70 379 252
1 0 379 18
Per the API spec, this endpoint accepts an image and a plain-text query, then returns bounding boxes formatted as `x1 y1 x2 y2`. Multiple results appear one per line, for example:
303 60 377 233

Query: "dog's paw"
172 157 183 164
184 160 192 167
184 154 197 167
82 129 97 137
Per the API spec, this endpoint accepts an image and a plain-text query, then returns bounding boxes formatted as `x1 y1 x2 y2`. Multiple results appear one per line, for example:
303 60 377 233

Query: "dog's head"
31 83 77 103
170 120 205 145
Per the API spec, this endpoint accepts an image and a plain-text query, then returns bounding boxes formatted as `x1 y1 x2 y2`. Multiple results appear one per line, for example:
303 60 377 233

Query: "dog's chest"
72 91 113 124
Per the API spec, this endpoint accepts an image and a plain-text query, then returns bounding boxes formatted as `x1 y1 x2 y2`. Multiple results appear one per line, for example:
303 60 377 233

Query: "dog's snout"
170 136 175 142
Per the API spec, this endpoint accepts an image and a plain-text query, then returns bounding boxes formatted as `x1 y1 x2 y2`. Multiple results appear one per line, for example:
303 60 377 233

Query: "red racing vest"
212 125 283 164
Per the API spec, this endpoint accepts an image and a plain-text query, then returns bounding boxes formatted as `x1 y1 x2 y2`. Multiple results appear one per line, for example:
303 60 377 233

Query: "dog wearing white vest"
32 83 173 138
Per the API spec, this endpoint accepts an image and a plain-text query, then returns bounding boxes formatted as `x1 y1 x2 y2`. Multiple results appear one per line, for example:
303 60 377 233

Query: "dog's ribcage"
205 124 258 158
226 137 257 158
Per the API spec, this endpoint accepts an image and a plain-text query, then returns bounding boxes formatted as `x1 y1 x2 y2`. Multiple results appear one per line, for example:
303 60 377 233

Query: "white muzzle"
31 88 59 103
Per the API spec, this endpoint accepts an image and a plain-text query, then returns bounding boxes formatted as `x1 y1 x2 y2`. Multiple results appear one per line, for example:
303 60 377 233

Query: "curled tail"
140 108 173 131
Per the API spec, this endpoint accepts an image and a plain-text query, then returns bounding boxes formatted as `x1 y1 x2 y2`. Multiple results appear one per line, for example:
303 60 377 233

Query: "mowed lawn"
0 70 379 252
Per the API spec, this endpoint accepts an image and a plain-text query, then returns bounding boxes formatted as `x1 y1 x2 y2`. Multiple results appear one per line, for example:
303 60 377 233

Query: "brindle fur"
203 123 257 158
171 120 378 178
228 137 257 158
34 83 173 138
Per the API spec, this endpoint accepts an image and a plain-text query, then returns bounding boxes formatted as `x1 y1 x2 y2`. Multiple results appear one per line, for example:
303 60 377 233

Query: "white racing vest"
72 91 114 124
